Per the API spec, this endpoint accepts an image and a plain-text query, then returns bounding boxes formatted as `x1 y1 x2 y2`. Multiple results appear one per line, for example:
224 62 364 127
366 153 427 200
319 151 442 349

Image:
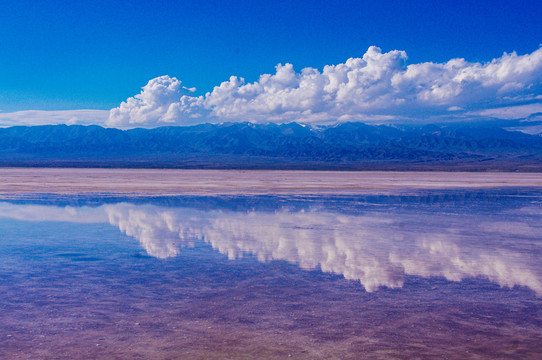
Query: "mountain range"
1 121 542 170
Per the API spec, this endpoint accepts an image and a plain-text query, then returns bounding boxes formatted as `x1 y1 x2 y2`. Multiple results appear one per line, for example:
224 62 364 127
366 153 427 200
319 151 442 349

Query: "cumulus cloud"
108 76 207 128
108 46 542 128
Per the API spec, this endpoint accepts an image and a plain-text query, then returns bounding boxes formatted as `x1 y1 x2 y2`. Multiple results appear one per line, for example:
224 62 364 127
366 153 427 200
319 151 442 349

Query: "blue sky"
0 0 541 127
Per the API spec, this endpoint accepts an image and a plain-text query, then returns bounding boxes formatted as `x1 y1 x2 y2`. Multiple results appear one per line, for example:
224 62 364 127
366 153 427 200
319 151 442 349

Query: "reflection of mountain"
2 199 540 295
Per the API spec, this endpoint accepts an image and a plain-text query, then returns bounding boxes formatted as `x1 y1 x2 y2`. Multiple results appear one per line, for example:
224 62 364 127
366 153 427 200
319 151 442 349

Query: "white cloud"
1 47 539 128
0 110 109 127
468 103 542 119
108 76 207 128
108 46 542 128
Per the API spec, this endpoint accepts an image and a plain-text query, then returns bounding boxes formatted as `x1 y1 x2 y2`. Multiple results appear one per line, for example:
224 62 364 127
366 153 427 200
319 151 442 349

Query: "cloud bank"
108 46 542 128
0 110 109 127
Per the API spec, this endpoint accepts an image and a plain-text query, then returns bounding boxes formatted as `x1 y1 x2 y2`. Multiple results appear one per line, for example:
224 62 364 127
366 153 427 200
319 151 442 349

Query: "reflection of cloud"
105 204 206 259
103 203 542 295
0 203 107 223
1 201 541 295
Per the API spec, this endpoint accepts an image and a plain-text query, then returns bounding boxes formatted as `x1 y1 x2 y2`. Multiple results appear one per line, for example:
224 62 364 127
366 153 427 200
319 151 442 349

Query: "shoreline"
1 168 541 195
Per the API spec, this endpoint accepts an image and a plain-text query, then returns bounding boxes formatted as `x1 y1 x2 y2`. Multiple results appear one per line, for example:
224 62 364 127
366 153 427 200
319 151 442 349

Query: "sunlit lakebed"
0 168 542 196
1 187 542 359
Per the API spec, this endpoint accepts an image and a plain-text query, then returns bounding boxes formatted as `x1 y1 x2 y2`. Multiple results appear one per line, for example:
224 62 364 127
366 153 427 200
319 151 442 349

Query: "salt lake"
1 170 541 359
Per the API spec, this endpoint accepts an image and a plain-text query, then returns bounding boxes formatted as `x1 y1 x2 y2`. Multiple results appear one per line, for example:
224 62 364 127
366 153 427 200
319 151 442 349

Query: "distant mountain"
1 122 542 170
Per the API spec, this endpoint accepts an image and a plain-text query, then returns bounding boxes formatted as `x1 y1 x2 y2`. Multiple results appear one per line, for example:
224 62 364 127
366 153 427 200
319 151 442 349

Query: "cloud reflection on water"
1 200 541 295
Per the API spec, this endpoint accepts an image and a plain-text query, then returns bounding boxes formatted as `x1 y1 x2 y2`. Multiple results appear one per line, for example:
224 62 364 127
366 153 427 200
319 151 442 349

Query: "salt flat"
0 168 541 195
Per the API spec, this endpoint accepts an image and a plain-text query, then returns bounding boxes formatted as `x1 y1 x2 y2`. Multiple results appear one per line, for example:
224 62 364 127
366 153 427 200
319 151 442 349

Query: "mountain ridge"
1 122 542 171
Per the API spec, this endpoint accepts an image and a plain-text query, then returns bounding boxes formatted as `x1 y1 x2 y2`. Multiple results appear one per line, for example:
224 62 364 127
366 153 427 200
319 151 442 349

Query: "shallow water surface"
1 189 542 359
